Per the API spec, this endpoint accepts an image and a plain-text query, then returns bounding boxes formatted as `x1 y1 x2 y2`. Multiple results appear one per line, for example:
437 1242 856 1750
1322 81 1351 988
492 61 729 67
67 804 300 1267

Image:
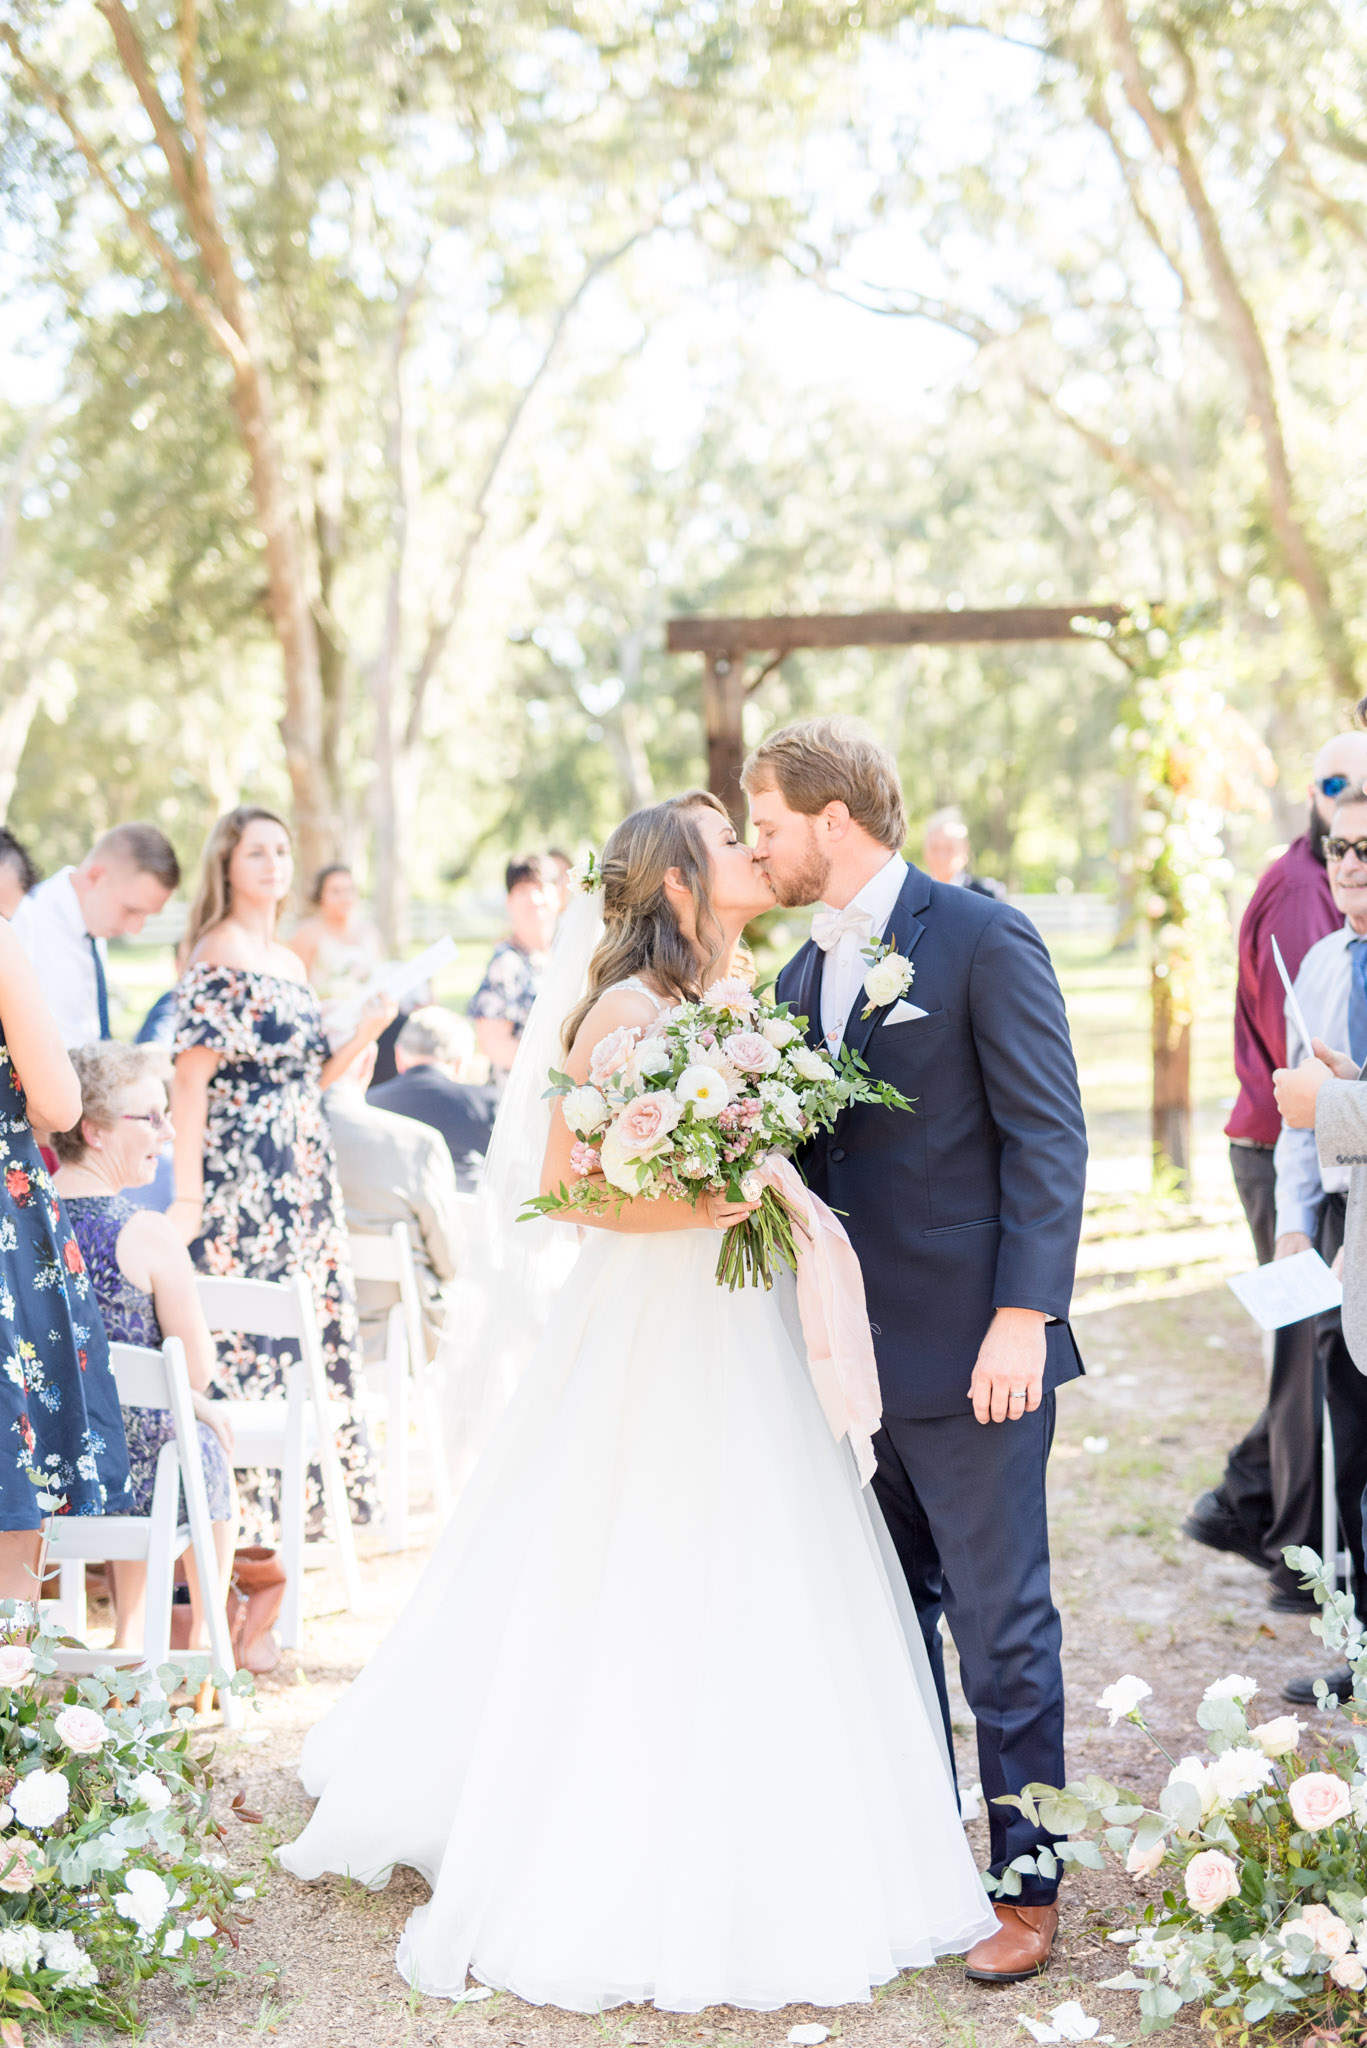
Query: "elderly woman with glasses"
52 1041 238 1656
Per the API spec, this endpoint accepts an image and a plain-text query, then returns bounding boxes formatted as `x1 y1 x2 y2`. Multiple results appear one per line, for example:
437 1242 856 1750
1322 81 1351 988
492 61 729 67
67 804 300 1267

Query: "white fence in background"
1008 893 1118 942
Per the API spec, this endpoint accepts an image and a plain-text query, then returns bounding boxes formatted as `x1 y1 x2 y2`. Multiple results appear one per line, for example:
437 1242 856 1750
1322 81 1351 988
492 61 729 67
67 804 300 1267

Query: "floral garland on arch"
0 1603 256 2037
997 1551 1367 2037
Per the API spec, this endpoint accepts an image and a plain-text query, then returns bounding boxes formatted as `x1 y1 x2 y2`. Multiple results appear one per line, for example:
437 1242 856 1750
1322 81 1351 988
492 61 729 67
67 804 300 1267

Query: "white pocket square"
883 1000 928 1027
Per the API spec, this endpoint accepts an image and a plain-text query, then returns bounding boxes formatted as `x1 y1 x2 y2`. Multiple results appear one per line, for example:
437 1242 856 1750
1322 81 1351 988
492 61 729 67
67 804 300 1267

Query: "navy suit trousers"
873 1401 1064 1903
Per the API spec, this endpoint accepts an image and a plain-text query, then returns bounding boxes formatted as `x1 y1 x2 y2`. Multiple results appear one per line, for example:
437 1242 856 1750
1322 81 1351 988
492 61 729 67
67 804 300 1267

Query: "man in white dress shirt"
11 824 180 1047
812 843 909 1054
1268 800 1367 1688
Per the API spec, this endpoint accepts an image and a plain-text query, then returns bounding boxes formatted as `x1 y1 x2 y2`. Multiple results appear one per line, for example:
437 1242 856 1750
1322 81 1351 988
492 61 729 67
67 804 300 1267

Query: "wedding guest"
0 920 132 1597
11 823 180 1047
0 827 38 920
53 1042 237 1656
326 1043 463 1361
1184 731 1366 1609
367 1007 497 1190
288 864 383 1009
170 805 394 1544
922 808 1005 899
468 854 559 1079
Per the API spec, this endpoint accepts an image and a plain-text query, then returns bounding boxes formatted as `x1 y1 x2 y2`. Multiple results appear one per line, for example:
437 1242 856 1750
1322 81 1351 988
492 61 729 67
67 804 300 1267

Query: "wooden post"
703 652 748 831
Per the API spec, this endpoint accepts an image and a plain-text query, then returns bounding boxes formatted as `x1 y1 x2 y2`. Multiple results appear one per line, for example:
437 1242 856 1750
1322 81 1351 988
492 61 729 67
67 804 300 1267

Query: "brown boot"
964 1901 1059 1982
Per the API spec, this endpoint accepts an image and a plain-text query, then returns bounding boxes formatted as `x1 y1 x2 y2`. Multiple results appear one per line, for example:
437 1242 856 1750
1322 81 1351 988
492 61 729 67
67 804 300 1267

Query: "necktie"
810 905 874 953
1349 939 1367 1072
88 935 111 1040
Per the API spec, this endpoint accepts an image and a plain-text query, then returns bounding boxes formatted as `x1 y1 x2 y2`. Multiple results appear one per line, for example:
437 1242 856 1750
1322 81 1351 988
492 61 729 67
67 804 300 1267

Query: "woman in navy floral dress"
169 807 394 1544
0 921 130 1591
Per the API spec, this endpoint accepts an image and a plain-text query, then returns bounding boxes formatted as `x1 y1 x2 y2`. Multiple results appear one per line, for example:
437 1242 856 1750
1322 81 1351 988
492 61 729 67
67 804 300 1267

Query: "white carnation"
1166 1754 1218 1819
863 953 914 1008
10 1768 70 1831
561 1084 610 1136
1207 1746 1275 1803
787 1046 831 1083
761 1017 800 1048
1203 1673 1258 1705
1096 1674 1152 1725
0 1923 42 1973
41 1928 96 1985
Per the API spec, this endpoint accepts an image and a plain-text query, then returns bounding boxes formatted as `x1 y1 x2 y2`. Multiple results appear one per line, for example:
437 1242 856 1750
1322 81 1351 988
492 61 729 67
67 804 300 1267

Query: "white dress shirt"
817 853 909 1052
10 867 105 1048
1274 920 1359 1238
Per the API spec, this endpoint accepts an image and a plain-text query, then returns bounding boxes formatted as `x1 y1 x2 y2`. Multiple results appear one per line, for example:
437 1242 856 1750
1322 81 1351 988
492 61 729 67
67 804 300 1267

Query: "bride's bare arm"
539 990 756 1235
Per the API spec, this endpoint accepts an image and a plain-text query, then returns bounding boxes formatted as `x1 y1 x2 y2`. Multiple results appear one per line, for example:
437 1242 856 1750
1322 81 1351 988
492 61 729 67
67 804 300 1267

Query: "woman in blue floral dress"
169 807 394 1544
0 920 130 1592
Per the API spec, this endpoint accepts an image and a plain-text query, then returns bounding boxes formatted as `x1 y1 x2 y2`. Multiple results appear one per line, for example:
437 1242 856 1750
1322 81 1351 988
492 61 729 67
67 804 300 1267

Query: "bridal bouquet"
997 1550 1367 2038
521 975 911 1288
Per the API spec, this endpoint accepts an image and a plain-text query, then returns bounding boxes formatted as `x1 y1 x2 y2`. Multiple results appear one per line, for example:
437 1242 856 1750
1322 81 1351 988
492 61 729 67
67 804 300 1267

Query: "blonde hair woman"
281 790 998 2013
171 806 395 1545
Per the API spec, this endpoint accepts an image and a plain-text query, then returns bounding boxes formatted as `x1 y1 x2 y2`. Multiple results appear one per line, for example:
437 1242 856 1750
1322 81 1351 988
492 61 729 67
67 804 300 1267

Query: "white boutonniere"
860 937 914 1018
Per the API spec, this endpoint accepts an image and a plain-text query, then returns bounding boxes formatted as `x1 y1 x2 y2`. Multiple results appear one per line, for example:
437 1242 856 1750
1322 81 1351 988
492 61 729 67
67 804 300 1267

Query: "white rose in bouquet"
863 952 914 1010
761 1017 800 1048
11 1768 70 1830
625 1037 673 1084
787 1046 830 1082
561 1084 610 1136
53 1705 107 1754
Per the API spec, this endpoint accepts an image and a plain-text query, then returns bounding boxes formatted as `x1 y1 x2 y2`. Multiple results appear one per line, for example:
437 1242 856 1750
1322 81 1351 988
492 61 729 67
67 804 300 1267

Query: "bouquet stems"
714 1184 804 1291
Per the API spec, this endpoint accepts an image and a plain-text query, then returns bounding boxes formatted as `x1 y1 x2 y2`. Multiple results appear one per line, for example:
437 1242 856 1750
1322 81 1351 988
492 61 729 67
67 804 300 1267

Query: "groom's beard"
766 837 831 908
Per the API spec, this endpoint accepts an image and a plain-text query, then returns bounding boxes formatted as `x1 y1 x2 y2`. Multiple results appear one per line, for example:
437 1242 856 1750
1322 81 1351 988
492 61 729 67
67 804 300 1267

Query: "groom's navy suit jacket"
776 864 1087 1419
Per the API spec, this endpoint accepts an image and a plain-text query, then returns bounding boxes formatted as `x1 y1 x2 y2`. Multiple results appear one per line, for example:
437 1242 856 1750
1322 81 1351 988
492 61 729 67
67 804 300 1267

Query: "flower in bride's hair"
561 1084 610 1136
676 1065 732 1116
589 1026 641 1090
703 977 757 1018
568 852 604 894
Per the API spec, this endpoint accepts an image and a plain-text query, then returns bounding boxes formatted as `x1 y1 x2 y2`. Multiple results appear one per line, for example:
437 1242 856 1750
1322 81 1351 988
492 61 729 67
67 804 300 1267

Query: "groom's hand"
969 1307 1048 1425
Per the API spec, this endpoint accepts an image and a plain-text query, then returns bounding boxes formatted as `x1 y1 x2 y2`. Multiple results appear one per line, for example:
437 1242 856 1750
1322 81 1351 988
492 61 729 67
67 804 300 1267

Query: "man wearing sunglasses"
1185 734 1367 1610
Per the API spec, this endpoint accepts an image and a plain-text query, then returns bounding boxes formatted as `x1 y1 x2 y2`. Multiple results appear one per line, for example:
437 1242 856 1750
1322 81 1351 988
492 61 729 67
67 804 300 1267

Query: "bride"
280 790 998 2015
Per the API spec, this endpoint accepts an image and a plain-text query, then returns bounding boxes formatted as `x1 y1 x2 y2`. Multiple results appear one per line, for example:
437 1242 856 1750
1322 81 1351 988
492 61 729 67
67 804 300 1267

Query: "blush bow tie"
810 905 874 953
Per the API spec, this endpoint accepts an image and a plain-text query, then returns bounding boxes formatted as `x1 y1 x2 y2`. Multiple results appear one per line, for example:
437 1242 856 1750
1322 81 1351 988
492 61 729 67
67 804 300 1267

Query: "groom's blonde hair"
742 716 907 851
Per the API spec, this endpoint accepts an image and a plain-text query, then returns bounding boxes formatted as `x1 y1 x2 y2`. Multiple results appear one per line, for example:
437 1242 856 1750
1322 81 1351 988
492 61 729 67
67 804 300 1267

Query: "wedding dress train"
281 1224 998 2013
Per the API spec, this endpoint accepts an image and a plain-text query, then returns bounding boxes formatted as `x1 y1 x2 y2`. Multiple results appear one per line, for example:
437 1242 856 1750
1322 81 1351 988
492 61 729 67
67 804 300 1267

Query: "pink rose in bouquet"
613 1093 683 1160
724 1032 781 1076
1289 1771 1353 1832
589 1025 641 1090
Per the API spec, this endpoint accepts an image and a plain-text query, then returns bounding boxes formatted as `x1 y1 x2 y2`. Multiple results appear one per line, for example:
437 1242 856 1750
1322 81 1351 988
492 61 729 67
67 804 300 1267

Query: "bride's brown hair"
561 791 734 1054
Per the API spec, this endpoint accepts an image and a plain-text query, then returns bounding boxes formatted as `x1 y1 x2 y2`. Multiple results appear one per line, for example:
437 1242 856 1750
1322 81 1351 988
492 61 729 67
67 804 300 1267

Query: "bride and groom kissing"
281 716 1089 2017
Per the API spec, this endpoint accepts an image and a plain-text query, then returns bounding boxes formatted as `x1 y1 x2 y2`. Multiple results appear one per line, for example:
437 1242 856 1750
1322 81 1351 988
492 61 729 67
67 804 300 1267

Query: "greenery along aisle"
998 1552 1367 2037
0 1605 255 2036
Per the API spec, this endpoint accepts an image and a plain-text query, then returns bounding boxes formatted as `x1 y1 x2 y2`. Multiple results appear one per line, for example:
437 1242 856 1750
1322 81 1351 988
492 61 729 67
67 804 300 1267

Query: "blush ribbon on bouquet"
758 1156 883 1485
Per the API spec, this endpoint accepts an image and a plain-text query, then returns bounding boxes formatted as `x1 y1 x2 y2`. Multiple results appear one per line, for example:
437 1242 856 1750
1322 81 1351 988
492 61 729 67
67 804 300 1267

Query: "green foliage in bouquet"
992 1550 1367 2037
521 977 912 1289
0 1602 257 2034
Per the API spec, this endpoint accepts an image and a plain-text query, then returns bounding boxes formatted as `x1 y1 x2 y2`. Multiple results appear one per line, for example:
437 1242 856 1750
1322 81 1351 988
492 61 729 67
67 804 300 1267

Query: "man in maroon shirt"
1185 732 1367 1605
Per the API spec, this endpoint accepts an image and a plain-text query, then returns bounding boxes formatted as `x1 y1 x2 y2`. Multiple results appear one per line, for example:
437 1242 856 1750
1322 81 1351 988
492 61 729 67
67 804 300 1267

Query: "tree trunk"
704 653 748 831
1151 953 1192 1187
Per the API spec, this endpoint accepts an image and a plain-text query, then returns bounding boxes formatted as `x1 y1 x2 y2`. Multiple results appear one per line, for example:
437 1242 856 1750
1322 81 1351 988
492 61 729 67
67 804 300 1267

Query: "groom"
746 717 1087 1983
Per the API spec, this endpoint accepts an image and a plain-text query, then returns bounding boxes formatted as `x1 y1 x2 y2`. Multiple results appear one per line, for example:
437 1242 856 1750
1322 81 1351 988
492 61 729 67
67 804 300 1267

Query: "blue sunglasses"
1318 775 1361 799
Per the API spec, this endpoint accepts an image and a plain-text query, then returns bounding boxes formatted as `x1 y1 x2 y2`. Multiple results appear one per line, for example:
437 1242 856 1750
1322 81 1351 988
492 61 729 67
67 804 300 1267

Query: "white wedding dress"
280 961 998 2014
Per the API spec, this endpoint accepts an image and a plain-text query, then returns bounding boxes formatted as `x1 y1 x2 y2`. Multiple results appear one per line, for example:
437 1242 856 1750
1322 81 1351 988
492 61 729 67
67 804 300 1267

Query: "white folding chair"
195 1271 363 1649
348 1223 453 1551
44 1336 242 1724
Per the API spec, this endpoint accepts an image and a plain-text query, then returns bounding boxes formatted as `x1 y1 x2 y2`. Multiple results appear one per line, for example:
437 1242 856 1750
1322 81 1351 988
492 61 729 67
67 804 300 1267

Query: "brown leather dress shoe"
964 1901 1059 1982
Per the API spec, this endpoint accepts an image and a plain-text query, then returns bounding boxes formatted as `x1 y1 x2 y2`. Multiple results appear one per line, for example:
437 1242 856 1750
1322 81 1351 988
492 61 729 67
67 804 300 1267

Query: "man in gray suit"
325 1044 464 1363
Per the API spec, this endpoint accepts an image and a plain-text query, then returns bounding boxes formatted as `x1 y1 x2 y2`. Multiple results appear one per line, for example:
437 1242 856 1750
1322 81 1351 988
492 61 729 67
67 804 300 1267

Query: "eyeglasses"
1323 838 1367 863
121 1110 172 1135
1318 775 1362 799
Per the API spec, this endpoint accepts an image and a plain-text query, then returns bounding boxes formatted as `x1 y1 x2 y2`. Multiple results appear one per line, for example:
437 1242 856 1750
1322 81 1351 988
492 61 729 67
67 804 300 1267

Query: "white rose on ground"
675 1066 731 1116
787 1046 831 1082
1203 1673 1258 1705
114 1867 171 1935
561 1084 610 1136
1253 1714 1302 1757
1184 1848 1240 1914
863 953 914 1009
10 1768 70 1831
0 1646 34 1688
1207 1746 1274 1804
54 1704 108 1754
1016 2003 1103 2043
185 1916 217 1940
1096 1675 1152 1725
129 1770 172 1812
762 1017 800 1048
